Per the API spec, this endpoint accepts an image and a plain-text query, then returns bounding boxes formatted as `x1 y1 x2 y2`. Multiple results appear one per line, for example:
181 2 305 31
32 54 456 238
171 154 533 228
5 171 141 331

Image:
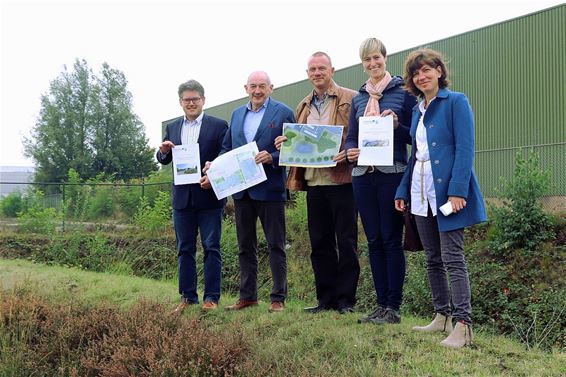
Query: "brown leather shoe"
268 301 284 313
172 299 195 314
202 301 218 311
225 300 258 311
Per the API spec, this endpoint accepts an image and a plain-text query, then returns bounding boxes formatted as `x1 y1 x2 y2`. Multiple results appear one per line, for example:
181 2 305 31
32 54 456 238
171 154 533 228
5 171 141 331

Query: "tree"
90 63 156 180
24 59 157 184
25 59 95 183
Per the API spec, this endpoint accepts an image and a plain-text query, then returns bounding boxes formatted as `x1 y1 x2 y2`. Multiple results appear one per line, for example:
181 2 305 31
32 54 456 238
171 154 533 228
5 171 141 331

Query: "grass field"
1 258 564 377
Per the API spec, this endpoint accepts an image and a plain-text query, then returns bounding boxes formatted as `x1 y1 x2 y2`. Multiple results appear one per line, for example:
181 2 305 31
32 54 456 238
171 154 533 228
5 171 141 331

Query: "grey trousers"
414 212 472 324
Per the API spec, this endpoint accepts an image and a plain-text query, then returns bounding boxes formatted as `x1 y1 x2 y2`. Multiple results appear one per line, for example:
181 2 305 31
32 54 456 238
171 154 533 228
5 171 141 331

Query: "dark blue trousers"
173 206 223 303
353 171 405 311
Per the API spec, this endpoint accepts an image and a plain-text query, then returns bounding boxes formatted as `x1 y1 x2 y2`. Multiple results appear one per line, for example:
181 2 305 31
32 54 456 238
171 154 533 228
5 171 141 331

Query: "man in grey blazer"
205 71 295 312
157 80 228 313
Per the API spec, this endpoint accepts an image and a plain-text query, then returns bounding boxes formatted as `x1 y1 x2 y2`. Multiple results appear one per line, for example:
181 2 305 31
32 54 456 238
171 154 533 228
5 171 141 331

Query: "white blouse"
411 99 437 217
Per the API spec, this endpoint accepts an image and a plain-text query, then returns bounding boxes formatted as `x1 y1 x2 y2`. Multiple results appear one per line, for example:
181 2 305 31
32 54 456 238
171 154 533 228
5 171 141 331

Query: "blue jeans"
353 171 405 311
173 206 223 303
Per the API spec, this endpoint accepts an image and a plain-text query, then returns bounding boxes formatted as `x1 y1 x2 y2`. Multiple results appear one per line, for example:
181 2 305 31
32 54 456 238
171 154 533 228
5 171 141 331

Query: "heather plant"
0 289 254 376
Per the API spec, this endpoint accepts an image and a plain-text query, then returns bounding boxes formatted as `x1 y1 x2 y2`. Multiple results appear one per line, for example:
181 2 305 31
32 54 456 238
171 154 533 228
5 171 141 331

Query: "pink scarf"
363 71 392 116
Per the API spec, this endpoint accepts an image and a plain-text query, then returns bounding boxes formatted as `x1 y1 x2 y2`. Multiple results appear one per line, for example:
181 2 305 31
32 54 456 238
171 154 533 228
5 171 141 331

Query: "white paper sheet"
172 144 201 185
207 142 267 200
357 115 393 166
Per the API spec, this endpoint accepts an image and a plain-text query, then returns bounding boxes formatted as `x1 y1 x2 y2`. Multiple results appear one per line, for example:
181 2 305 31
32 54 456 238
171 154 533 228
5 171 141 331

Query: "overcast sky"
1 0 563 168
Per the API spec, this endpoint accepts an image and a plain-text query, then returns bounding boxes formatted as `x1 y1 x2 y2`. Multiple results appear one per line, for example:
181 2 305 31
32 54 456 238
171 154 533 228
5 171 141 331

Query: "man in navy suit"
204 71 295 312
157 79 228 313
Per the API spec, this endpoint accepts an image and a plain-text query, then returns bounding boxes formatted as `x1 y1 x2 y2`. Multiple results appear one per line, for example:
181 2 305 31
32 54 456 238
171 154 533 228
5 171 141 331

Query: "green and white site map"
279 123 343 167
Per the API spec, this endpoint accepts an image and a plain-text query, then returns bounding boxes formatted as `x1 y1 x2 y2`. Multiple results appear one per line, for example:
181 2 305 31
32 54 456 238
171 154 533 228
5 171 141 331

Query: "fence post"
62 183 65 232
141 173 145 199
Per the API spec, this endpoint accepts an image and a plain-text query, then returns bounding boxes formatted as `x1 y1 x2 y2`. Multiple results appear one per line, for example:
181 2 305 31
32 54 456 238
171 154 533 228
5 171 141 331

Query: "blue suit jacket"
395 89 487 232
157 113 228 210
221 98 295 201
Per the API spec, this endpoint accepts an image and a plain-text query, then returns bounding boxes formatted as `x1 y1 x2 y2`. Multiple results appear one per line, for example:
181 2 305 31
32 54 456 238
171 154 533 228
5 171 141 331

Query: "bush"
16 191 61 234
133 191 172 235
490 150 553 253
86 185 114 219
63 168 91 220
0 191 23 217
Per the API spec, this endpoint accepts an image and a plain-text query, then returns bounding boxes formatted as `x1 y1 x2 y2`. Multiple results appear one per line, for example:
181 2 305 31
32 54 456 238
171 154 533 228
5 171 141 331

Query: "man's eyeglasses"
181 97 202 104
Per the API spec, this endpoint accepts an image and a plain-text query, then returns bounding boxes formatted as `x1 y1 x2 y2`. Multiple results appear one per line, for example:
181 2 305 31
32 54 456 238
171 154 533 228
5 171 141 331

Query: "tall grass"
1 260 565 377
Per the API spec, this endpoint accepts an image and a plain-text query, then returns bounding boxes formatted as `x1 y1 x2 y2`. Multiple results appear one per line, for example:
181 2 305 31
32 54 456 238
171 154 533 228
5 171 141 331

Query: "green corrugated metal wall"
199 5 566 197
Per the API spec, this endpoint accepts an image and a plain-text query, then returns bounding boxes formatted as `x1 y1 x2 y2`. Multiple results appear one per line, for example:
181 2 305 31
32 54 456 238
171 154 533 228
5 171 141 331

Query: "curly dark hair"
403 48 450 98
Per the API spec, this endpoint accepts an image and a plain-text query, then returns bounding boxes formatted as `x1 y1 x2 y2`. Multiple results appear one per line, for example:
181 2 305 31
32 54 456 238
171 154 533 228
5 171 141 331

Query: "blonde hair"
359 37 387 60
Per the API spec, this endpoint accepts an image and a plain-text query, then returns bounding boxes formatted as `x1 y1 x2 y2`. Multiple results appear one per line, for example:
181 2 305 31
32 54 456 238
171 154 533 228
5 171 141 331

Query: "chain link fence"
0 180 172 231
1 141 565 232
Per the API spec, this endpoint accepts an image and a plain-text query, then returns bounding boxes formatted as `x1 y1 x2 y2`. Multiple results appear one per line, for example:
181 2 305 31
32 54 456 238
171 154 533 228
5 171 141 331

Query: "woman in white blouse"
394 48 487 349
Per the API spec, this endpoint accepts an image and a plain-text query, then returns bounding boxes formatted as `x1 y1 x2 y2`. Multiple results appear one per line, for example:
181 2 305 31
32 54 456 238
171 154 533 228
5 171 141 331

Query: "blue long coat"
395 88 487 232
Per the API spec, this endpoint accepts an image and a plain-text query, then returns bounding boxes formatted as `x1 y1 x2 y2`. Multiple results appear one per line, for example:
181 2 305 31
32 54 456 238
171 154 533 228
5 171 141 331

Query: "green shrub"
133 191 172 235
63 168 91 220
115 183 143 218
86 185 114 219
0 191 23 217
16 191 61 234
491 150 553 253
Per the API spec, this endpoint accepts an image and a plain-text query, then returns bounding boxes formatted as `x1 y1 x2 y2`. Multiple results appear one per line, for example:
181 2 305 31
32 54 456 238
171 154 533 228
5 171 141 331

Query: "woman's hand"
274 135 287 151
346 148 360 162
448 196 467 213
381 109 399 129
394 199 406 212
333 150 347 164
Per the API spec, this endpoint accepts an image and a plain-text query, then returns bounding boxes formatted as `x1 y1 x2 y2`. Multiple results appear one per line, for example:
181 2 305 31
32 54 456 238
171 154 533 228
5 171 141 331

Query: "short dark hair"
178 79 205 98
403 48 450 98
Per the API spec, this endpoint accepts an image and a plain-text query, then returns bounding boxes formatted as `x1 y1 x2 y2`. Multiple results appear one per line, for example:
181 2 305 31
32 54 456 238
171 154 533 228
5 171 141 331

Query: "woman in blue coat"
394 48 487 349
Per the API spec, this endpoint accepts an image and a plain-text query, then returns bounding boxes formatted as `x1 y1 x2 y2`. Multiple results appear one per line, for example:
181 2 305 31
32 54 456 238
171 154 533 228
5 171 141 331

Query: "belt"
416 159 430 205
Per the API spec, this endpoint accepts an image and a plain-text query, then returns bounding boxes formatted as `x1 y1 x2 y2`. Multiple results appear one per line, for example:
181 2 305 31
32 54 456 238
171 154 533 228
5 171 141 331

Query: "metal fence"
1 143 565 234
475 142 565 213
0 181 172 231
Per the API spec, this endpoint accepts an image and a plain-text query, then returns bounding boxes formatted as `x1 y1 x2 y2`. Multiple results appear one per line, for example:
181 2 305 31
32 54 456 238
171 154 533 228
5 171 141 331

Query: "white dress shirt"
411 99 437 217
181 112 204 145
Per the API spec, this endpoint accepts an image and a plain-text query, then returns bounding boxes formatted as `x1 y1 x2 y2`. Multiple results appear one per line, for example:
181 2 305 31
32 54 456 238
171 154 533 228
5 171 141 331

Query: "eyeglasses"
181 97 202 104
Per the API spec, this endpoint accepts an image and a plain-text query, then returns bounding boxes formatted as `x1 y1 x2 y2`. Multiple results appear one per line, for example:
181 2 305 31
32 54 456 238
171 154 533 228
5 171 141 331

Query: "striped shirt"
181 112 204 145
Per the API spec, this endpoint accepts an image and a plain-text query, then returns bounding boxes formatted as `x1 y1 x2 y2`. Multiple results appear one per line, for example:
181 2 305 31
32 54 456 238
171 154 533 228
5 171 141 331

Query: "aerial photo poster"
279 123 343 168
